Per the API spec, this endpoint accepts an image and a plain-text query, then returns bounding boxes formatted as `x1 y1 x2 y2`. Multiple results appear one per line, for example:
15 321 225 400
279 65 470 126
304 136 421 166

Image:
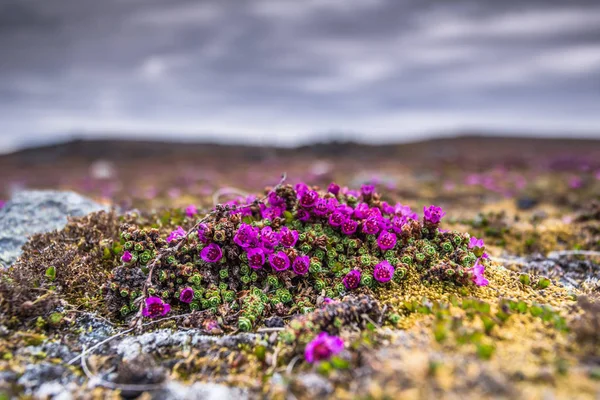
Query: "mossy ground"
0 139 599 399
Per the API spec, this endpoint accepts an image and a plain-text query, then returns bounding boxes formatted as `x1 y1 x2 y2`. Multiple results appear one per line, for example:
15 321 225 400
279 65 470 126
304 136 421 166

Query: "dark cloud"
0 0 599 151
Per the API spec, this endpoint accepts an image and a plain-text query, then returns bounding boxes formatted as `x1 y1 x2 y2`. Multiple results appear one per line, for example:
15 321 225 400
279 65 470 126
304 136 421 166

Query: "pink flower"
142 296 171 318
295 182 309 197
569 176 583 189
381 202 395 215
353 203 370 219
185 205 198 218
292 255 310 275
247 247 265 269
361 216 381 235
279 226 299 248
167 226 186 243
390 216 405 234
377 231 397 251
268 191 286 208
179 287 194 303
469 236 484 249
423 205 446 224
299 190 319 208
327 183 340 196
121 251 133 263
269 251 291 271
260 226 280 249
472 258 489 286
328 210 346 227
361 184 375 197
342 270 361 290
234 224 259 248
373 260 395 283
313 198 335 217
341 219 358 235
198 223 210 243
200 243 223 263
304 332 344 363
297 209 311 222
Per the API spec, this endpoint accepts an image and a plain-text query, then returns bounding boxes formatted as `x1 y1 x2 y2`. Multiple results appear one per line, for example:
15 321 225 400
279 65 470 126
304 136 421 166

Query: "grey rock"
17 363 70 393
116 329 260 360
294 373 334 397
0 190 107 267
153 381 248 400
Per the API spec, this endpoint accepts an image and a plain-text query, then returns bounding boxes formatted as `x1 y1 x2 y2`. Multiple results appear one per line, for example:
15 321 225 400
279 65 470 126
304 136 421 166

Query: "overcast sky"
1 0 599 152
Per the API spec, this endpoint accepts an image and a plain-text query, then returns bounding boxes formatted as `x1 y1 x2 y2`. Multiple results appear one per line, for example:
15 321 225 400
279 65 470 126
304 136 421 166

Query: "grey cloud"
0 0 598 152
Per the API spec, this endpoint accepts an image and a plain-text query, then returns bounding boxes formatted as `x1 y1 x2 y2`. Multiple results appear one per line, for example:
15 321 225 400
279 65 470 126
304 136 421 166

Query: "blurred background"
0 0 599 214
1 0 600 152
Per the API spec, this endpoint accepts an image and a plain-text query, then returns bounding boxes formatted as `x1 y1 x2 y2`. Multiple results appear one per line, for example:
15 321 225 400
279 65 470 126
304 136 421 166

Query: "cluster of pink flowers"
294 183 429 253
233 223 302 272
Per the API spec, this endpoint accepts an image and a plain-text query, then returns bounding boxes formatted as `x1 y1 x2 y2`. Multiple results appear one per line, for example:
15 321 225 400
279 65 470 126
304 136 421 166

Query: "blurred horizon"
1 0 600 153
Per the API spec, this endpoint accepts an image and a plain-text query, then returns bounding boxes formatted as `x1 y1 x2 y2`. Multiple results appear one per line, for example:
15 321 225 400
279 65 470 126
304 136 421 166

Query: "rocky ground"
0 137 599 399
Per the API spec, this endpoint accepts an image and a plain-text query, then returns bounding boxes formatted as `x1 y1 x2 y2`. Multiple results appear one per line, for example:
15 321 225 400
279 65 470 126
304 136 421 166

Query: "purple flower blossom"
377 231 397 251
269 251 291 271
185 205 198 218
391 216 405 234
373 260 395 283
313 197 336 217
469 236 485 249
299 190 319 208
362 216 381 235
292 255 310 275
247 247 265 269
167 226 186 243
279 226 299 248
423 205 446 224
569 176 583 189
342 270 361 290
295 182 309 197
328 210 346 227
472 258 489 286
361 184 375 197
381 201 394 215
200 243 223 263
353 203 370 219
322 297 335 305
341 218 358 235
304 332 344 363
121 251 132 263
142 296 171 318
179 287 195 303
327 182 340 195
268 191 286 208
395 203 418 220
198 223 210 243
337 204 354 216
234 223 259 248
260 226 280 249
297 209 311 222
379 217 392 231
260 204 283 220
